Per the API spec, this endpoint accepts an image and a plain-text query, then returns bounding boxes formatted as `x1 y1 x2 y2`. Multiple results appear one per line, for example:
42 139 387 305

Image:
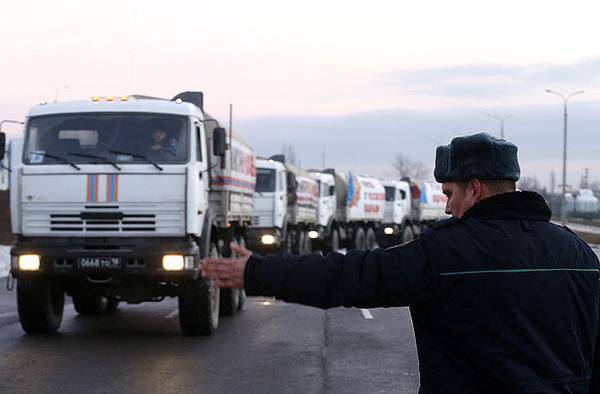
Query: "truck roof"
27 97 206 119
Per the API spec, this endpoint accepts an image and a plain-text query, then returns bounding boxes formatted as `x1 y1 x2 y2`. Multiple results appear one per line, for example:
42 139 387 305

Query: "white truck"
308 169 385 252
247 155 318 254
6 91 256 336
377 179 449 247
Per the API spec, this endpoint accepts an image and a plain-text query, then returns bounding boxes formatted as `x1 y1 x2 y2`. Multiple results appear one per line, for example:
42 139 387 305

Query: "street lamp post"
486 113 511 139
545 89 584 225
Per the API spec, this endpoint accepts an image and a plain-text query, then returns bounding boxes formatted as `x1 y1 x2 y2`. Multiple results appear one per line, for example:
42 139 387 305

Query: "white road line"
165 309 179 319
360 308 374 320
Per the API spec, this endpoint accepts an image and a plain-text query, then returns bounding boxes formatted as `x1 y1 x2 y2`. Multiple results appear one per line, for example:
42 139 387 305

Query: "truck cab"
248 156 317 254
250 158 288 248
308 170 337 250
379 180 414 246
8 92 252 336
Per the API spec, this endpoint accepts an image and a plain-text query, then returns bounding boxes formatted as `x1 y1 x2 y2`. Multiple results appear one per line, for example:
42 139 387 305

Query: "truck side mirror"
329 185 335 196
0 132 5 161
213 127 227 157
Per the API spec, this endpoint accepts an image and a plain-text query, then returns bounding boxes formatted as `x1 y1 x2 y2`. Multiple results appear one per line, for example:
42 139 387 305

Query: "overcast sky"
2 0 600 189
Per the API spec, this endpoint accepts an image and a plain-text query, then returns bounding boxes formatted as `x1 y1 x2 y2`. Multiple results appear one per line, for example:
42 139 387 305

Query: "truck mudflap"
10 236 201 280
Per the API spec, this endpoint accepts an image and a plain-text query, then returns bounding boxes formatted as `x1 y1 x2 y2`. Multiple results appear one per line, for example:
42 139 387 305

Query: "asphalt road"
0 285 420 393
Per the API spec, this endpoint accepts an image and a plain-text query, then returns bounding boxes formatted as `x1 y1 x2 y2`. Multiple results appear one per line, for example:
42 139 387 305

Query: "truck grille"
50 213 157 232
22 203 185 236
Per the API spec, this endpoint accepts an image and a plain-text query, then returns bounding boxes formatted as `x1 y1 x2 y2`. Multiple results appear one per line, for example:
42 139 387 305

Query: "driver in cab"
148 128 177 157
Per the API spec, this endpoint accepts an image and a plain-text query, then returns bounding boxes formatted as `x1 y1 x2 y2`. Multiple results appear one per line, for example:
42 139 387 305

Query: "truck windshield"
256 168 276 192
384 186 396 202
23 113 189 165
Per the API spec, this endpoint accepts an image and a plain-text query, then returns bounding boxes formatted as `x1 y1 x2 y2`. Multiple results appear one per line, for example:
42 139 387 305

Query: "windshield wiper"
29 151 81 170
68 153 121 171
108 150 163 171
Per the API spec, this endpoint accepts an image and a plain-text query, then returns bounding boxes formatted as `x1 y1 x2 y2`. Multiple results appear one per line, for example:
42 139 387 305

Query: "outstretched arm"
201 239 435 309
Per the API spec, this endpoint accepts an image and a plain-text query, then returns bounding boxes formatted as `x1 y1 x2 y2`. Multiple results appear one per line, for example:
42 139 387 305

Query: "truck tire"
353 227 366 250
179 244 220 336
72 292 109 316
284 227 293 254
301 231 312 254
328 228 340 253
17 277 64 334
402 226 415 243
365 227 377 250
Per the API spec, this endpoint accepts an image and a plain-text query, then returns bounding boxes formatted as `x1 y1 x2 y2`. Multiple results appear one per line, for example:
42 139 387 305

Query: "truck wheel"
284 228 293 254
296 231 308 255
353 227 366 250
365 227 377 250
179 244 220 336
17 277 64 334
402 226 415 243
72 292 109 316
301 232 312 254
328 228 340 252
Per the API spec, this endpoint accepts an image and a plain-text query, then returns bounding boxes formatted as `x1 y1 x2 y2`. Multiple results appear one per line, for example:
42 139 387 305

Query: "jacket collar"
461 191 552 221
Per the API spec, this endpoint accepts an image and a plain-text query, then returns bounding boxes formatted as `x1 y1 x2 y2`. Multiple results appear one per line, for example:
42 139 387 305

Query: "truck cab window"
256 168 276 192
196 124 202 161
385 186 396 202
23 114 189 164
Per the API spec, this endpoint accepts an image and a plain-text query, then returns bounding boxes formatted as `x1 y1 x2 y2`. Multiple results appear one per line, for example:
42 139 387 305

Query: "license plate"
77 257 122 269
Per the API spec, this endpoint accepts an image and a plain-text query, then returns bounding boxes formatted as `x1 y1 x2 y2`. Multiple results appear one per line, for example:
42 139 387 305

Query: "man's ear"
468 178 483 203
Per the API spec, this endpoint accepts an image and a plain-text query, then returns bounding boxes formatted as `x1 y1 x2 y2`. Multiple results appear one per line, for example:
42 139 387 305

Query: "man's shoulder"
427 217 461 231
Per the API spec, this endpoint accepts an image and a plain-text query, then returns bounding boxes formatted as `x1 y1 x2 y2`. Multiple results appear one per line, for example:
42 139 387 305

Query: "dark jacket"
244 191 600 393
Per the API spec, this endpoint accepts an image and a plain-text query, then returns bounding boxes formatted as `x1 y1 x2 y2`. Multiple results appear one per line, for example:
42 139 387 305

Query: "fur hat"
434 132 520 182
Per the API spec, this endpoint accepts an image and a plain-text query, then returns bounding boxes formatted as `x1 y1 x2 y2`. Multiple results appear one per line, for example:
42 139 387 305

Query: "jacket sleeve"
243 238 436 309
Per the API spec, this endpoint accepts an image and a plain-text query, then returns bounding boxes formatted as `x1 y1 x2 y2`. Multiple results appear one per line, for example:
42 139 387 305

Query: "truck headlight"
162 255 184 271
384 227 395 235
261 234 276 245
308 230 319 239
19 255 41 271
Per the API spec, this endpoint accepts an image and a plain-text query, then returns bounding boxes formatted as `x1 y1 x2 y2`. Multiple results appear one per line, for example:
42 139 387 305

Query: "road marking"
165 309 178 319
360 309 374 320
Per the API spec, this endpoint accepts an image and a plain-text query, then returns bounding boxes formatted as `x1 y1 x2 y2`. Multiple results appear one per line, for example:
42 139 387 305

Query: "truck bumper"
10 237 201 281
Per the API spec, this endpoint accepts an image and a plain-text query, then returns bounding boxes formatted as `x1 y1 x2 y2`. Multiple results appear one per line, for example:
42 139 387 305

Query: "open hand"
200 242 252 288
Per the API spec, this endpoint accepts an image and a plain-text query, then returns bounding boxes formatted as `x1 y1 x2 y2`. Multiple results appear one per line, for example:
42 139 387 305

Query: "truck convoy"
1 92 449 337
6 91 256 336
247 155 318 254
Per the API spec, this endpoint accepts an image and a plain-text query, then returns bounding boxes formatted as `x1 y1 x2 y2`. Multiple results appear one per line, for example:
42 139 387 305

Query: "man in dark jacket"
201 132 600 393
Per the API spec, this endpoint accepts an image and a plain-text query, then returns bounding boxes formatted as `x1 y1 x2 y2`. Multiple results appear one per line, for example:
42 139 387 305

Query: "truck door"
318 180 335 227
396 183 410 223
191 121 208 235
273 169 287 229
